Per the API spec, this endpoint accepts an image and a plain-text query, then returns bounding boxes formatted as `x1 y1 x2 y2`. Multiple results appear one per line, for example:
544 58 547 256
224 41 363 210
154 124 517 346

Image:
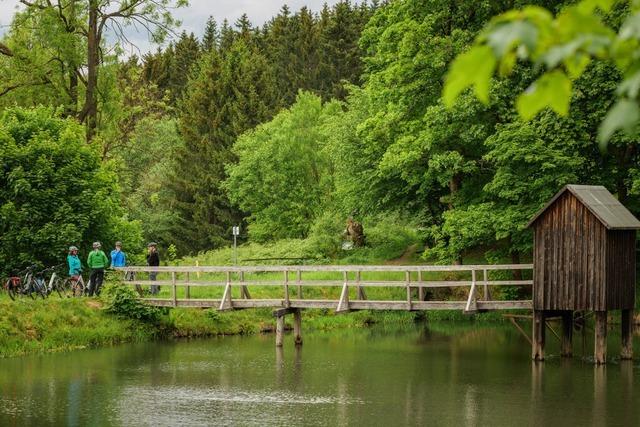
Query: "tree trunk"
447 173 461 211
67 69 78 117
84 0 99 142
511 250 522 280
449 173 462 265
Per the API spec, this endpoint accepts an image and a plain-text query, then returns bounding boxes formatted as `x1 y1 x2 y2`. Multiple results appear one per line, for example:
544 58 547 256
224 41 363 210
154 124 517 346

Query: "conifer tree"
173 40 279 252
168 32 201 105
202 16 219 52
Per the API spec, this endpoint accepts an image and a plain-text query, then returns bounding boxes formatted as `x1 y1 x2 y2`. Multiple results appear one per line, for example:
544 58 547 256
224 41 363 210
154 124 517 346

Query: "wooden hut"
527 185 640 363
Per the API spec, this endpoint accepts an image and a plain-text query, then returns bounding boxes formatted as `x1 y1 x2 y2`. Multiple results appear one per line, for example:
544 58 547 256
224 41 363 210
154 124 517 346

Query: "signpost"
232 225 240 265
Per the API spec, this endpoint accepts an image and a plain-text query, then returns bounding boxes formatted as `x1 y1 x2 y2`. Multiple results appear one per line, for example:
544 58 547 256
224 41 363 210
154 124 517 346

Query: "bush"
0 107 142 276
101 284 161 323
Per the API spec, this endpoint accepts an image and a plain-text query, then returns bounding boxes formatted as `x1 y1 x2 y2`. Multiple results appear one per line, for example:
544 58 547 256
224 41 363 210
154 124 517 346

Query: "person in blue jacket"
67 246 82 278
110 241 127 267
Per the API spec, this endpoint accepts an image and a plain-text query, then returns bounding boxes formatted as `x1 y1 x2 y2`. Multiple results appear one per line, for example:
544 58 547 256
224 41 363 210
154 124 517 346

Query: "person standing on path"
87 242 109 296
110 241 127 268
146 242 160 295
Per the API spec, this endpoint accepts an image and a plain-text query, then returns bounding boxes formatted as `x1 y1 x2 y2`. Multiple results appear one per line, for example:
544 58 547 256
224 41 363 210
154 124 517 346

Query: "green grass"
0 294 156 358
0 238 531 359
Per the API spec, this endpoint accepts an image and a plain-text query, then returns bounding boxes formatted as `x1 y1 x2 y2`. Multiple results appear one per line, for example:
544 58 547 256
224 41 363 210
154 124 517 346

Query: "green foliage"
0 107 141 274
443 0 640 147
225 92 338 241
101 285 162 324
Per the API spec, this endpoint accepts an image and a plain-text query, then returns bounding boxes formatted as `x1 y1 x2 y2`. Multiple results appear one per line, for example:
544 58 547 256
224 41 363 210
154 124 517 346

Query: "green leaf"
516 71 572 120
487 21 538 57
577 0 614 14
597 99 640 147
619 12 640 40
443 45 496 107
617 71 640 98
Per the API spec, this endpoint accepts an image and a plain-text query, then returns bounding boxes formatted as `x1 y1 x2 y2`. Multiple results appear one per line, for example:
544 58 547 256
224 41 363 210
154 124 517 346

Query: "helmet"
147 242 157 247
69 246 78 252
92 241 101 248
115 241 122 247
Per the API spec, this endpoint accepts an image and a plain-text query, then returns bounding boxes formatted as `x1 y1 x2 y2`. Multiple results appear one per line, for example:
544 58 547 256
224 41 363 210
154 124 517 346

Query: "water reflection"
0 323 638 426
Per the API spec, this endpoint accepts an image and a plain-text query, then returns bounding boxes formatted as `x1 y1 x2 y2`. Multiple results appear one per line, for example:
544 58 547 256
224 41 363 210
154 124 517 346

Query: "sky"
0 0 343 54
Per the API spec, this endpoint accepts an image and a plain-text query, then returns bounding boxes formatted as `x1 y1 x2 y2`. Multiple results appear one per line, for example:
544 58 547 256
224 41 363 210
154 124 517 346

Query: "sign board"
232 226 240 236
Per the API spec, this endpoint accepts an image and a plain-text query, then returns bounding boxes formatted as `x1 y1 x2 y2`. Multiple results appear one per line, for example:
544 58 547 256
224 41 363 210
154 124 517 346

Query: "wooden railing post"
405 271 412 311
464 269 477 313
219 271 232 311
296 270 302 299
336 271 350 312
171 271 177 307
284 270 290 308
483 269 490 300
418 270 424 301
240 271 251 299
185 272 190 300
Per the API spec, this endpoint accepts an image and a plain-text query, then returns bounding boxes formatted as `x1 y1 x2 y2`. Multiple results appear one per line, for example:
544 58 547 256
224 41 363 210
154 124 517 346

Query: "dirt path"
385 244 419 265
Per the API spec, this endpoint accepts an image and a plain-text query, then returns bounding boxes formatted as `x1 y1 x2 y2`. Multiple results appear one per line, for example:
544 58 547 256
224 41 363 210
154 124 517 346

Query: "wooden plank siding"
532 192 636 310
606 230 636 309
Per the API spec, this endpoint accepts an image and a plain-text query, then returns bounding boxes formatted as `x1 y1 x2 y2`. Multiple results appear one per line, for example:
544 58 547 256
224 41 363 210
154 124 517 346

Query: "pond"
0 321 638 426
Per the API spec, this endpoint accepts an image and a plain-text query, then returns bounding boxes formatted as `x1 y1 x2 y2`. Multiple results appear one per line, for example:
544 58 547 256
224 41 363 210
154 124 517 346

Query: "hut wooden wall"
533 192 610 310
606 230 636 309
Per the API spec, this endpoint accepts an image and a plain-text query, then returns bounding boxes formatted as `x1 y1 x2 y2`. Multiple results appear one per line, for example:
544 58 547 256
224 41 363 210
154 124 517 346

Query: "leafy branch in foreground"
443 0 640 148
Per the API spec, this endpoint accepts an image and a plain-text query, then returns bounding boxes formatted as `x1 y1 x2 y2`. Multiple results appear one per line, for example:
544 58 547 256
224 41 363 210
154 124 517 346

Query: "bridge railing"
114 264 533 312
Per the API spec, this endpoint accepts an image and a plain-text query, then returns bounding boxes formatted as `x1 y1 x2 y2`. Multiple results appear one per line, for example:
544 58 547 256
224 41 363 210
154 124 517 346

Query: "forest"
1 0 639 274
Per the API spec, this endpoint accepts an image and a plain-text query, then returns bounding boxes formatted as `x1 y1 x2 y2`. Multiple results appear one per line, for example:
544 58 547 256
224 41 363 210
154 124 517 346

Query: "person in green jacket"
87 241 109 296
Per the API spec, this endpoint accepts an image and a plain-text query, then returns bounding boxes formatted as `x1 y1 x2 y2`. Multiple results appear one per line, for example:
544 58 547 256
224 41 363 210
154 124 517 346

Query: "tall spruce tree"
173 40 279 252
202 16 219 52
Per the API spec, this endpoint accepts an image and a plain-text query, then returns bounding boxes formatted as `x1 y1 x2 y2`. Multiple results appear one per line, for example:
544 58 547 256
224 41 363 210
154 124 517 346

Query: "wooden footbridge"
117 264 533 346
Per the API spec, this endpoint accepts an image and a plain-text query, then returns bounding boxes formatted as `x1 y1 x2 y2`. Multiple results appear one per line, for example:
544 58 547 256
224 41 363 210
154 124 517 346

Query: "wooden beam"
594 311 607 365
116 263 533 273
293 309 302 346
561 311 573 357
532 310 545 361
283 270 290 308
219 272 232 311
509 317 532 345
405 271 412 311
273 307 297 317
275 315 284 347
621 309 633 360
185 272 190 299
336 272 350 313
171 272 177 307
464 270 477 313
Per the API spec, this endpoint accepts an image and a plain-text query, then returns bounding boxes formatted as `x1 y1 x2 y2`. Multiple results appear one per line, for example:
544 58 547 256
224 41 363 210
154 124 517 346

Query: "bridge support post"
293 309 302 346
532 310 545 361
275 314 285 347
561 311 573 358
621 309 633 360
594 311 607 364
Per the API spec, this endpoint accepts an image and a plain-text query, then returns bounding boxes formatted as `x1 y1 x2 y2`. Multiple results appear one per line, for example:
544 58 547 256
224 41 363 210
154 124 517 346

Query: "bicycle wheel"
6 279 17 301
34 279 47 299
54 277 71 298
71 278 85 297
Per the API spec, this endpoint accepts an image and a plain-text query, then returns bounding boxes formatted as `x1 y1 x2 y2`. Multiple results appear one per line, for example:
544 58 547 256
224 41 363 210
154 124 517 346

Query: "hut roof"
527 185 640 230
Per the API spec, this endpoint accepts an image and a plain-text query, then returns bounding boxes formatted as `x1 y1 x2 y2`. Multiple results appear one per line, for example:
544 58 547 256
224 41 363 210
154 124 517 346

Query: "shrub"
101 284 161 323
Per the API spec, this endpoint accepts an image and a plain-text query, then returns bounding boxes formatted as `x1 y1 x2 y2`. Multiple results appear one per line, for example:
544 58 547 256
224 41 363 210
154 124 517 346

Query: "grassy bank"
1 238 527 359
0 285 514 359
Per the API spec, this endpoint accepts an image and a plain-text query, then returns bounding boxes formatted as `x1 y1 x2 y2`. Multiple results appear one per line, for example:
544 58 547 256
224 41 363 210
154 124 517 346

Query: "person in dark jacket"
146 242 160 295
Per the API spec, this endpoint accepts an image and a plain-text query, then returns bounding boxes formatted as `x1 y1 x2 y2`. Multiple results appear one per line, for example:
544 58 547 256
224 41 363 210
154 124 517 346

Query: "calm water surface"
0 322 638 426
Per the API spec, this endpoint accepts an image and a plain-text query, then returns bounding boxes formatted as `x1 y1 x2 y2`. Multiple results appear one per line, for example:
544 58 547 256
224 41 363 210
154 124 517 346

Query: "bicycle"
4 265 38 300
44 265 71 298
60 274 86 297
24 267 50 299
